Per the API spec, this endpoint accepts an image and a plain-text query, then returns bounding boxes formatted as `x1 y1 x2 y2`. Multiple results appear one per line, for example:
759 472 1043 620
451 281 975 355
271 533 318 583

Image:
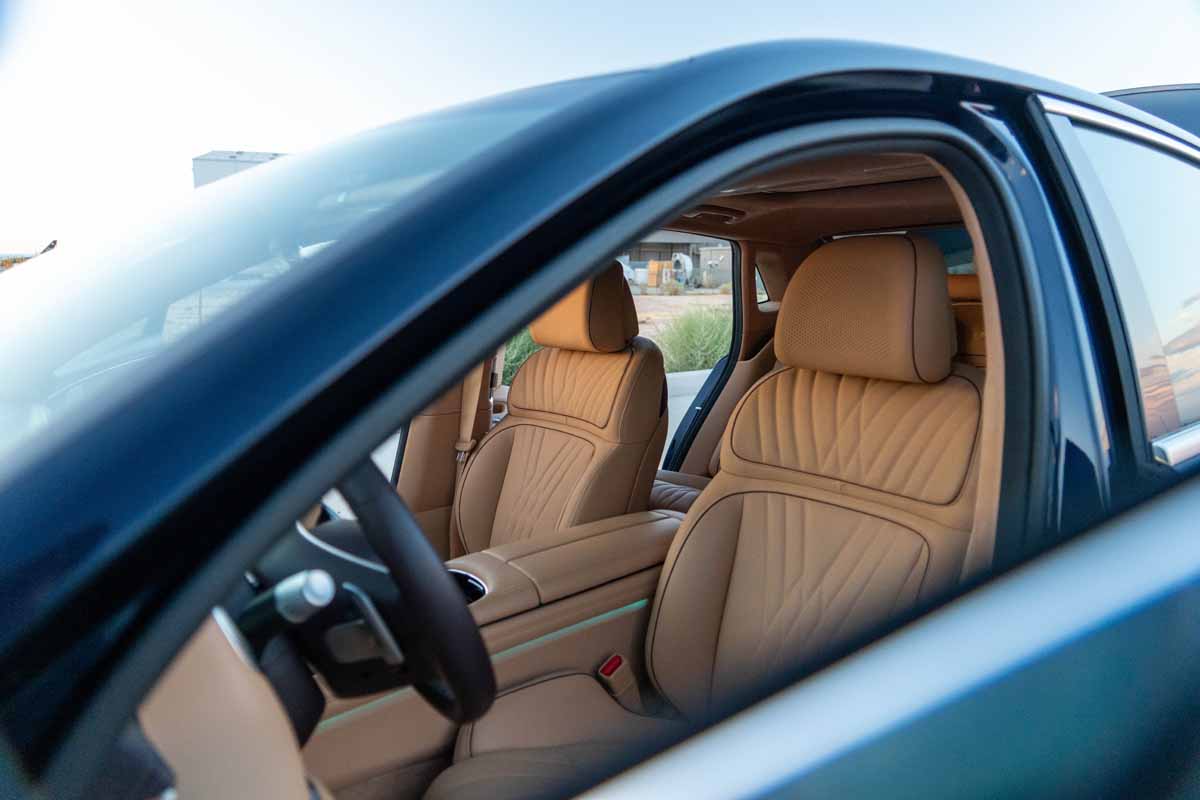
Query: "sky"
0 0 1197 253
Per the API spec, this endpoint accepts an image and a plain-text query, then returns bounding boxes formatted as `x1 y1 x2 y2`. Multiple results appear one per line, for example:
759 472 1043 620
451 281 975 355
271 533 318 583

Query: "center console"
445 510 682 626
296 509 683 792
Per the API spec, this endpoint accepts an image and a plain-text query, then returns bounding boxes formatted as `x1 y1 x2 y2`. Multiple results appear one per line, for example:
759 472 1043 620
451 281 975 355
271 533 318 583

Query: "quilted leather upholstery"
429 235 986 798
645 235 983 718
508 347 641 430
454 266 667 553
710 492 927 700
729 367 980 505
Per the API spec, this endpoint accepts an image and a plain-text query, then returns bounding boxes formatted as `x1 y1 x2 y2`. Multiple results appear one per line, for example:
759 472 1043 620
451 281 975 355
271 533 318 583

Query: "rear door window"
1059 122 1200 448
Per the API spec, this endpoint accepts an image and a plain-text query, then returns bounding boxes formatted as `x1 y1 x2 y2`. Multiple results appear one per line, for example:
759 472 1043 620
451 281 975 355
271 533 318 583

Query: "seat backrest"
699 274 983 480
645 234 984 720
453 262 667 553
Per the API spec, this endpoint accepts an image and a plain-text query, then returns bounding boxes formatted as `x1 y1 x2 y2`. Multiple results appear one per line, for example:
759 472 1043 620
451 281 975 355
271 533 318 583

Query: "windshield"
0 74 629 466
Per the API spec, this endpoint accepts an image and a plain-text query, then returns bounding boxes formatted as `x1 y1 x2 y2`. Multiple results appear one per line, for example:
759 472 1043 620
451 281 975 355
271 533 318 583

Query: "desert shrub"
662 281 685 296
657 307 732 373
717 282 733 295
502 327 541 384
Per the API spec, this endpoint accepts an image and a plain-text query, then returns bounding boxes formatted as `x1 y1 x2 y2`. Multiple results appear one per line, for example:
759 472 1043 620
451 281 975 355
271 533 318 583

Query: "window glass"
0 72 631 464
754 268 769 303
622 233 734 460
1071 125 1200 437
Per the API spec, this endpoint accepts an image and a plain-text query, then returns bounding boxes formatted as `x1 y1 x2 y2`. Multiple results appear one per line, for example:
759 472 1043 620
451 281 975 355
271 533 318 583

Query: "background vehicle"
1107 84 1200 137
2 41 1200 800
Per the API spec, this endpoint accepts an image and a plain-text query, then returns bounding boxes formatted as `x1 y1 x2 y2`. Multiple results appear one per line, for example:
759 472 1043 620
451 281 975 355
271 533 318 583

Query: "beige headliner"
668 153 960 245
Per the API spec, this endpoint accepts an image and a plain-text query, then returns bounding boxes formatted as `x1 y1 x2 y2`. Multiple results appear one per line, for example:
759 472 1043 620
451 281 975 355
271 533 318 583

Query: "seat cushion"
455 673 678 760
424 743 625 800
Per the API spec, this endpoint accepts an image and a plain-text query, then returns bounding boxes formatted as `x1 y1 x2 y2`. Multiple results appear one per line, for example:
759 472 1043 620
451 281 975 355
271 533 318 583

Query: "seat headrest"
775 234 956 384
529 261 638 353
947 273 981 302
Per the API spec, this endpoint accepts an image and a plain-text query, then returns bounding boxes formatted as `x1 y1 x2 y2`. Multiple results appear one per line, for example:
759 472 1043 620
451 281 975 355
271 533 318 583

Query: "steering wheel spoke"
336 460 496 723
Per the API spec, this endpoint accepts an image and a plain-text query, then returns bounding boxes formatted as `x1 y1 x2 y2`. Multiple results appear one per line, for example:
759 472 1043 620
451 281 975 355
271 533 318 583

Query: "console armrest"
496 511 682 603
444 551 540 625
446 510 683 623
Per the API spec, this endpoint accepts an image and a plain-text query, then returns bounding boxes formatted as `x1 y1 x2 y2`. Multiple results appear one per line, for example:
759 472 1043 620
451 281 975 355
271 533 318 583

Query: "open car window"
0 74 632 466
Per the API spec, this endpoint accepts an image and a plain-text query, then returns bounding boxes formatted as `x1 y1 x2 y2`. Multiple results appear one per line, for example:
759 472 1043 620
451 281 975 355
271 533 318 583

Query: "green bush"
502 327 541 384
657 307 732 373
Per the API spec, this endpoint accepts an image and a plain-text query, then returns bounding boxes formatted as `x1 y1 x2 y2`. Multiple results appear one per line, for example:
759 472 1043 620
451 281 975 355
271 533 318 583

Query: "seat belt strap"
449 363 487 557
455 363 486 469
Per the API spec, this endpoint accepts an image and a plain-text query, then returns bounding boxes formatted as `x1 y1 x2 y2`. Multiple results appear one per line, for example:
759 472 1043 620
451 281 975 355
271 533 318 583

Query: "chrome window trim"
1039 95 1200 167
1153 422 1200 467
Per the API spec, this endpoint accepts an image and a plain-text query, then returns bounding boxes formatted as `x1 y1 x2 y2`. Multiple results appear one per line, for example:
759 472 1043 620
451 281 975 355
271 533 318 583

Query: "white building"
192 150 285 188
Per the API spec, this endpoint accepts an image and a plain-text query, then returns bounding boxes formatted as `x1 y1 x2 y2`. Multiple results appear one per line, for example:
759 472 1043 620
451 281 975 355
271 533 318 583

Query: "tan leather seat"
426 235 984 800
650 268 988 514
649 337 779 513
452 262 668 554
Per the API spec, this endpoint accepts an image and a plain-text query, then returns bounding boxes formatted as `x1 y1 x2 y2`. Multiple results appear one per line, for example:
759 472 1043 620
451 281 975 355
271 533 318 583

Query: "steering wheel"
336 460 495 722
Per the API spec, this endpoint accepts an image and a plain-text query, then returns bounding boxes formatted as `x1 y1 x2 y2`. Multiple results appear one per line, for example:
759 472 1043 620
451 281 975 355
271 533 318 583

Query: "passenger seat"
452 262 667 553
650 269 987 514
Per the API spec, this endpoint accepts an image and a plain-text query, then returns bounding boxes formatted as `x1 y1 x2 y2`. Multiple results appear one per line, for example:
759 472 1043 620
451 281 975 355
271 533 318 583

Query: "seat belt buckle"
597 654 644 713
454 439 476 463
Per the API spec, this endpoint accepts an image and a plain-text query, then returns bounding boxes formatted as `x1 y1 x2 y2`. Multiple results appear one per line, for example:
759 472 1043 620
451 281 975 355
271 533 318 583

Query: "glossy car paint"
1106 84 1200 139
2 39 1198 793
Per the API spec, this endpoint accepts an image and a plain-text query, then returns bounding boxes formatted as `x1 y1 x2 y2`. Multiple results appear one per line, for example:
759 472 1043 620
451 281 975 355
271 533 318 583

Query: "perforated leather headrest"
530 261 638 353
775 234 956 384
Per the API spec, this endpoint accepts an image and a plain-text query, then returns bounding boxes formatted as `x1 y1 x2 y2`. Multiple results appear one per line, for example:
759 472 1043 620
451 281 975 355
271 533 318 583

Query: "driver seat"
426 234 985 799
451 261 668 555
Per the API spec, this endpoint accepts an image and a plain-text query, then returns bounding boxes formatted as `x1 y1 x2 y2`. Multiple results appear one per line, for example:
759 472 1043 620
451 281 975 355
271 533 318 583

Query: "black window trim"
1038 95 1200 472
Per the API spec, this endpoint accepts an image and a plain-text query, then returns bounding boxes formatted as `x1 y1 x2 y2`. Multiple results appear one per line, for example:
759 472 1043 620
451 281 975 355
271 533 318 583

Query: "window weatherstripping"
1039 96 1200 167
1153 423 1200 467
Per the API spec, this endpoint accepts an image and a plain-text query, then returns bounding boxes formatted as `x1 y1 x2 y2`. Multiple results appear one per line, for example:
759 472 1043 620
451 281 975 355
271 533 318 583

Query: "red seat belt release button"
599 654 623 677
597 653 643 713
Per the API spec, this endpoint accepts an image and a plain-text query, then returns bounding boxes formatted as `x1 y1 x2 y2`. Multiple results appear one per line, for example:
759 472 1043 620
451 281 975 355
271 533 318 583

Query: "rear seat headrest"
529 261 638 353
774 234 956 384
947 273 981 302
